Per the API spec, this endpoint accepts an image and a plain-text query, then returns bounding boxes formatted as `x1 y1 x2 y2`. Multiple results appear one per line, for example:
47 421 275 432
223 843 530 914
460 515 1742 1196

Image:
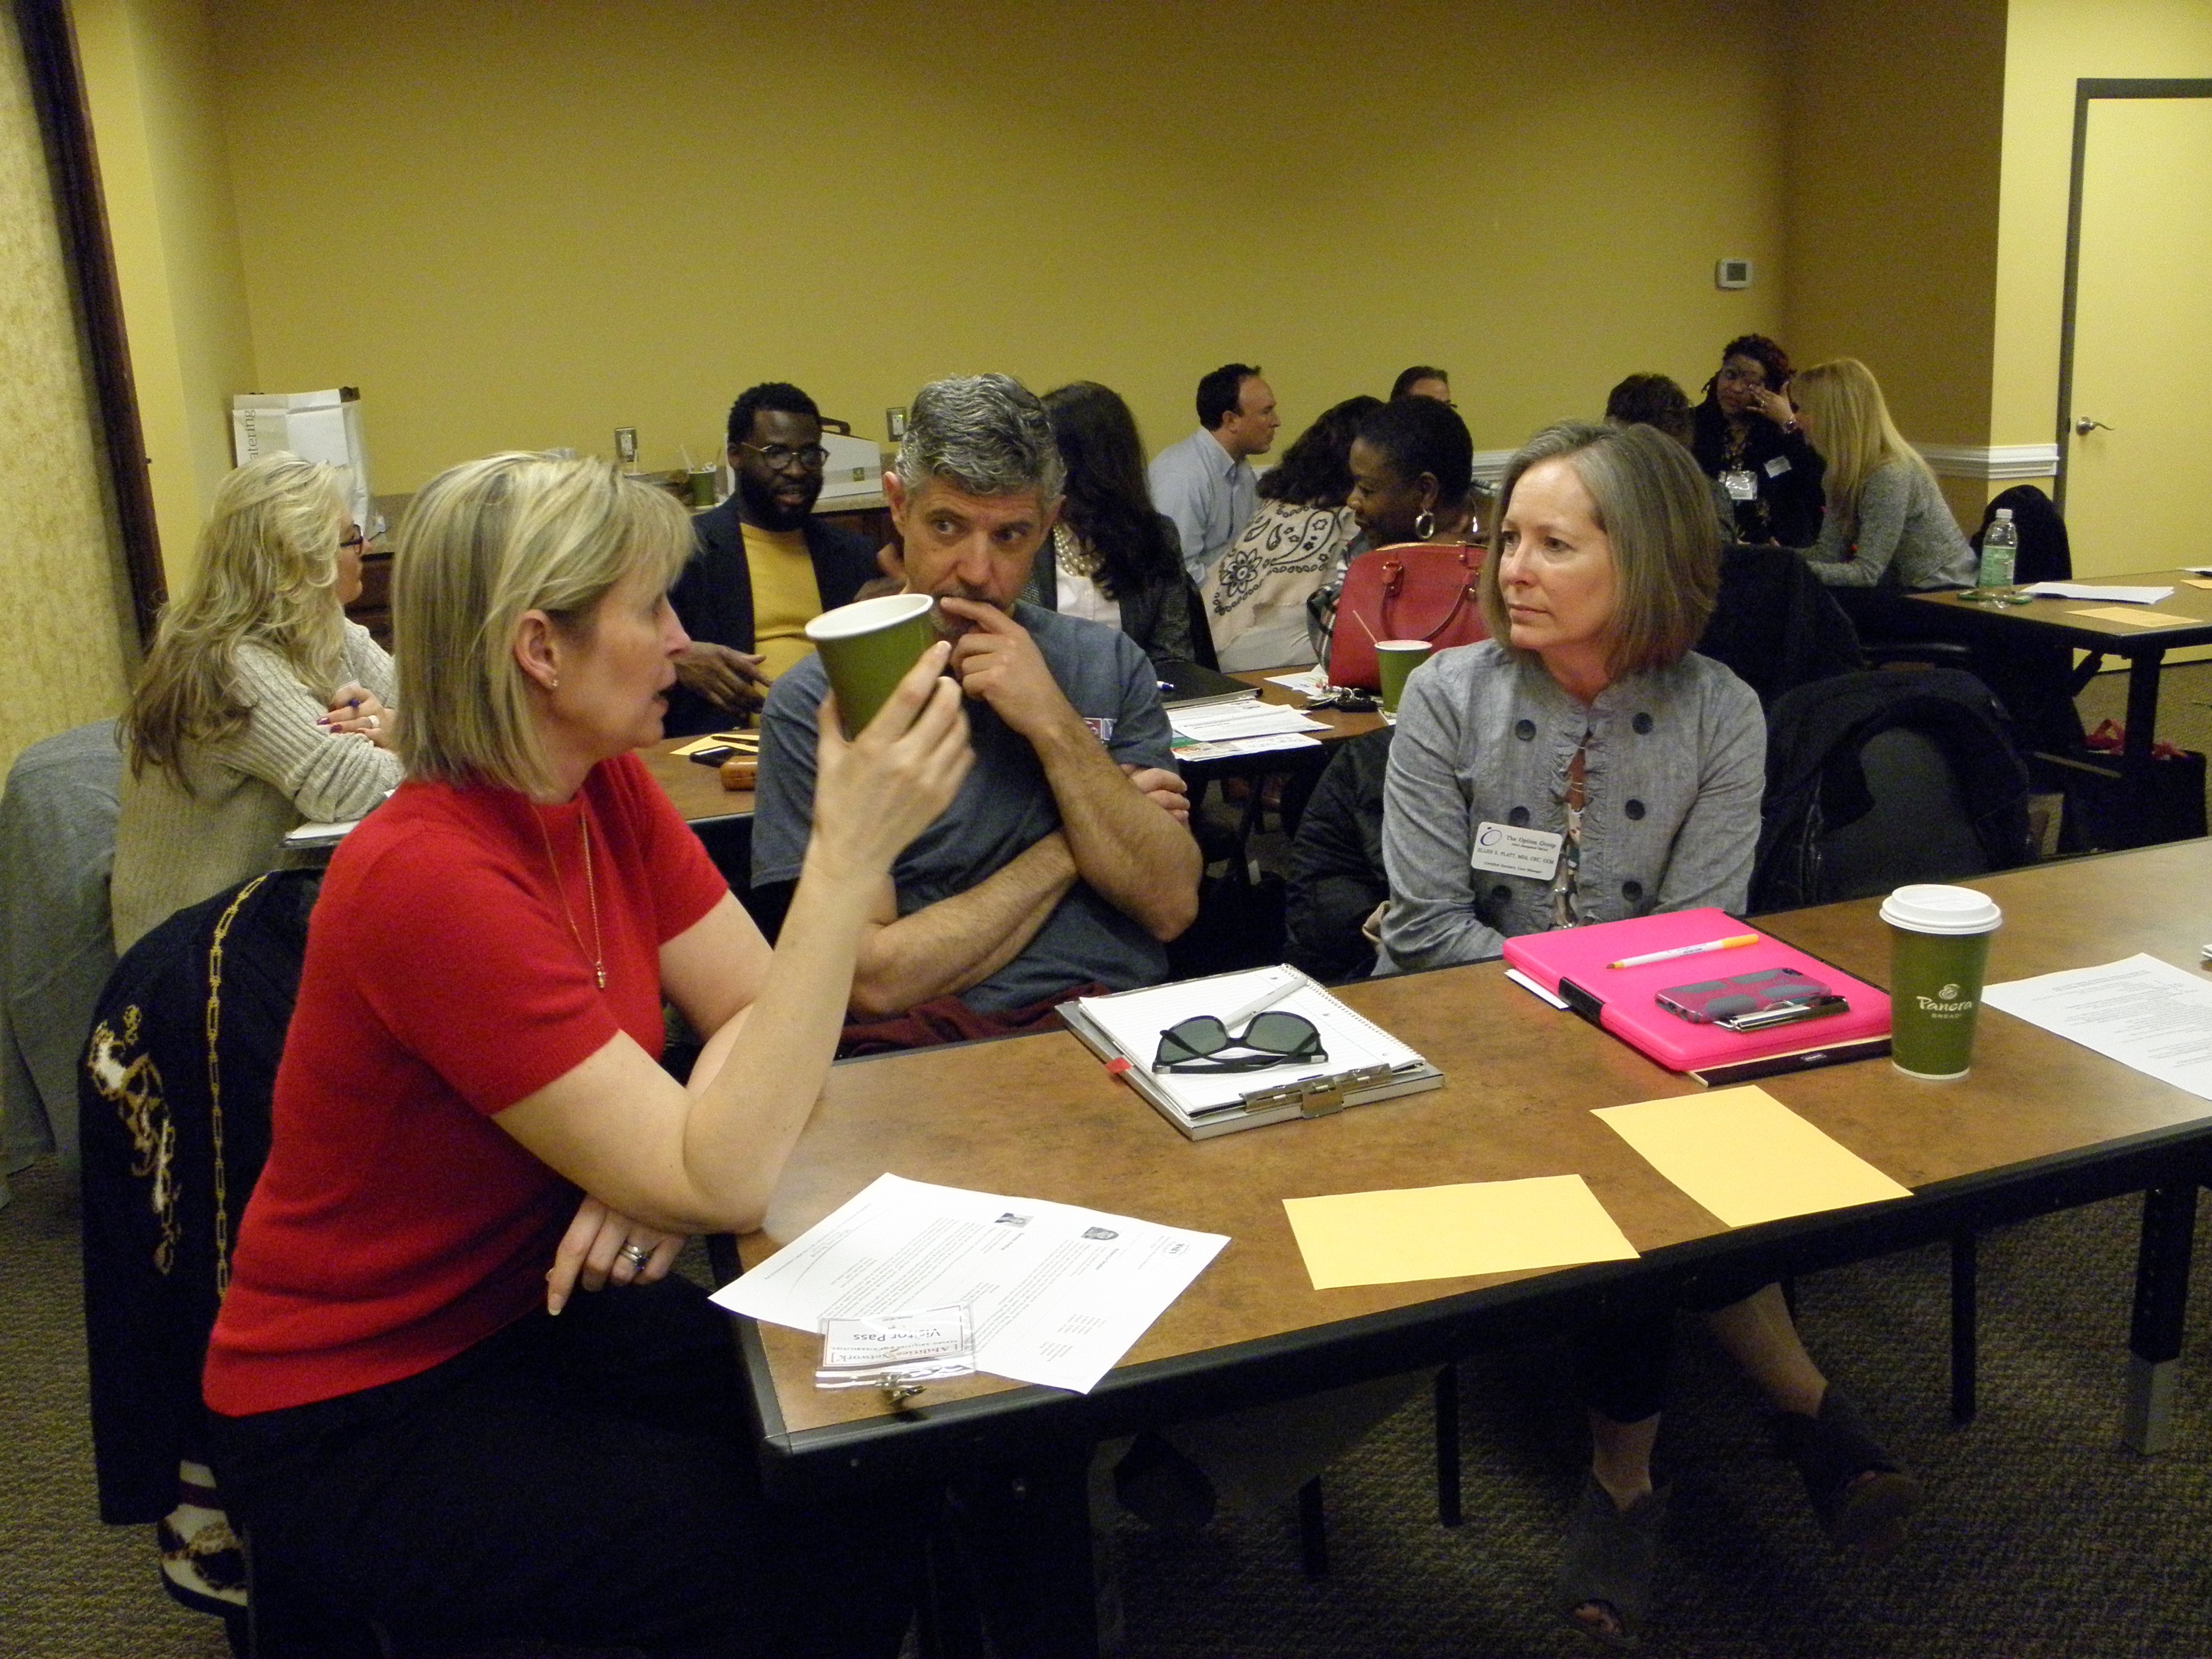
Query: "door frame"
2055 77 2212 515
13 0 167 644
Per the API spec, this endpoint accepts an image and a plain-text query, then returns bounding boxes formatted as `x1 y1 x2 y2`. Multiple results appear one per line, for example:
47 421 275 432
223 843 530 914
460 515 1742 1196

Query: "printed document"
1981 953 2212 1102
712 1174 1228 1394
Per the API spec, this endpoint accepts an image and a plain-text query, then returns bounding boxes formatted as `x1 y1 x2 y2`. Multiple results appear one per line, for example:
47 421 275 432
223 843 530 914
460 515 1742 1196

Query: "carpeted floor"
9 664 2212 1658
13 1157 2212 1657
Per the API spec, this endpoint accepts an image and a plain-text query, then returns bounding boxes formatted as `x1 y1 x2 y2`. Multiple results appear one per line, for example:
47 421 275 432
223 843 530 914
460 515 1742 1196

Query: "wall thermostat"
1715 258 1753 290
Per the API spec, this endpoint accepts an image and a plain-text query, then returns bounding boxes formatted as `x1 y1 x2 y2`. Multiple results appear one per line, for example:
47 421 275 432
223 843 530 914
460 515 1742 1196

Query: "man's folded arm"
848 832 1078 1017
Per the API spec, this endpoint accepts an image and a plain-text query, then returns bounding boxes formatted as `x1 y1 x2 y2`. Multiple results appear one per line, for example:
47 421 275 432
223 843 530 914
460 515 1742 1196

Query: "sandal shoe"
1555 1475 1668 1650
1774 1387 1923 1559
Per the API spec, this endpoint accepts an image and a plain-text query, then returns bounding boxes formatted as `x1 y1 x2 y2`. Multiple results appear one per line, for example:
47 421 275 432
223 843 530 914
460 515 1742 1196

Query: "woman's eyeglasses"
1153 1010 1326 1073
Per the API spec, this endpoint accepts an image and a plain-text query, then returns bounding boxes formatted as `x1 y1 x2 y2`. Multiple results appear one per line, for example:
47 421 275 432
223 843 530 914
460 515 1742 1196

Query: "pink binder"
1501 908 1891 1084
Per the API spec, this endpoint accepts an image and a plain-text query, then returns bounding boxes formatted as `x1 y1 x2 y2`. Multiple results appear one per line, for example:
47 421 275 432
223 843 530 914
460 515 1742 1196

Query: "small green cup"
1880 884 2004 1080
688 467 719 508
1376 639 1434 715
804 593 936 738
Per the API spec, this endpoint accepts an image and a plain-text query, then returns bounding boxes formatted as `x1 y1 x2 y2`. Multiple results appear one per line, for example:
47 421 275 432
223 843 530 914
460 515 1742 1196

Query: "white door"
2066 96 2212 578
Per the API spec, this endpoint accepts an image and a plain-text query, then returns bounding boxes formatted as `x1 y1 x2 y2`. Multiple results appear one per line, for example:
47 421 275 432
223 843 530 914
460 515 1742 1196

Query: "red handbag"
1326 541 1490 690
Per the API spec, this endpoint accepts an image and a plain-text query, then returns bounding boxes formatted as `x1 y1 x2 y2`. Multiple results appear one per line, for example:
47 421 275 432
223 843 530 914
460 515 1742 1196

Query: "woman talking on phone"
1380 421 1920 1647
201 454 971 1656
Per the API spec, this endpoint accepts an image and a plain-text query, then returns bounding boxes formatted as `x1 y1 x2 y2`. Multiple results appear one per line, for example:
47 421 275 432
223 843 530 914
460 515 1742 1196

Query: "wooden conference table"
1909 568 2212 846
635 667 1383 829
727 840 2212 1654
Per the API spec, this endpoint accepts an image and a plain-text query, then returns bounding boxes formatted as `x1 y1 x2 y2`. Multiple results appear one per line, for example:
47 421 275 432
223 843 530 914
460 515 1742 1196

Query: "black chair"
80 871 321 1650
1696 543 1864 706
1751 668 2036 1422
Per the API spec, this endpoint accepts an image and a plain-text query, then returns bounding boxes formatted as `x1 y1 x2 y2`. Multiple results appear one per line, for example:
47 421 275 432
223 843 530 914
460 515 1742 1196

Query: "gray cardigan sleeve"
1654 673 1763 914
1799 461 1909 588
224 641 403 822
1377 665 1506 972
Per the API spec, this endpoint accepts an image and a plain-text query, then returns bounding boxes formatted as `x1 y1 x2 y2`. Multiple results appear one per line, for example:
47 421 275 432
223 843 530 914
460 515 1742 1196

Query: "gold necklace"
534 807 605 989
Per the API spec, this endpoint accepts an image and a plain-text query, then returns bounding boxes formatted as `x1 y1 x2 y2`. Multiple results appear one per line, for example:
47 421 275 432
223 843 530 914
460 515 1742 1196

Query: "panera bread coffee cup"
1376 639 1434 715
804 593 935 738
1880 883 2004 1080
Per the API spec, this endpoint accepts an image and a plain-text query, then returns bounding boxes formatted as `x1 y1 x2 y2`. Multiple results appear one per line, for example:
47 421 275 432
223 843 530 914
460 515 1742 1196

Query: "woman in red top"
202 454 971 1656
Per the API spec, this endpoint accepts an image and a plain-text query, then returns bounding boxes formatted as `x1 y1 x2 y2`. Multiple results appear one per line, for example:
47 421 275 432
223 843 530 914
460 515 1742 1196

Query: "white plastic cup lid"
1879 883 2002 935
1376 639 1432 651
804 591 933 642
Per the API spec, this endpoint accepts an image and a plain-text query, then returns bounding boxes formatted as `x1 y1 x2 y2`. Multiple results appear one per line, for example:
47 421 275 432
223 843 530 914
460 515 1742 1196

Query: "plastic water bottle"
1978 507 2017 590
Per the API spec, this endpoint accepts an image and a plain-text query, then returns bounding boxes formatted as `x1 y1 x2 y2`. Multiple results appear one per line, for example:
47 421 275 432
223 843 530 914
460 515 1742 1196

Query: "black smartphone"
687 745 736 766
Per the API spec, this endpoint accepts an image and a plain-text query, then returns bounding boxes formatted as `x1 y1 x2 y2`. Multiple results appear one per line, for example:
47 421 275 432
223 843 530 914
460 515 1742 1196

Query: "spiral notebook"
1501 909 1891 1084
1059 966 1442 1140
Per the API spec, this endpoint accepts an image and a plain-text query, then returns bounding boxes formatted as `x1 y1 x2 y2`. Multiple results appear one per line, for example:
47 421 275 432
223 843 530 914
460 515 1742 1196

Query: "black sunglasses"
1153 1010 1326 1073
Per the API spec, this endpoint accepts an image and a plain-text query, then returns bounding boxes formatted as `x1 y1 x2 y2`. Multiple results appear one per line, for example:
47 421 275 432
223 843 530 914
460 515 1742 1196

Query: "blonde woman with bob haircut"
1379 420 1919 1646
111 453 399 950
201 453 971 1657
1787 357 1975 591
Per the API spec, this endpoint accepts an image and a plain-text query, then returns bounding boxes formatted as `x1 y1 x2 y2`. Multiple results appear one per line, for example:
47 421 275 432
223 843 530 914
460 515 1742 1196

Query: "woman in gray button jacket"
1380 421 1919 1647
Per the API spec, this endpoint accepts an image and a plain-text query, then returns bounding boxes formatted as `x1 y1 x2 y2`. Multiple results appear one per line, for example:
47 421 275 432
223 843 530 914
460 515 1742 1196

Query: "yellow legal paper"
667 732 761 757
1592 1086 1911 1228
2068 605 2201 628
1282 1175 1638 1291
2185 580 2212 590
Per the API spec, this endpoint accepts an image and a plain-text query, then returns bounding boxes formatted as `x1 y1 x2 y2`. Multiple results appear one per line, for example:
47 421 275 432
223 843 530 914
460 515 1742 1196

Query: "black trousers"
209 1277 918 1658
1575 1266 1778 1427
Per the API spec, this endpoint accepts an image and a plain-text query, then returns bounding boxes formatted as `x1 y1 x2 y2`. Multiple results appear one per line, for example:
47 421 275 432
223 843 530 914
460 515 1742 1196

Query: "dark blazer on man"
664 497 880 735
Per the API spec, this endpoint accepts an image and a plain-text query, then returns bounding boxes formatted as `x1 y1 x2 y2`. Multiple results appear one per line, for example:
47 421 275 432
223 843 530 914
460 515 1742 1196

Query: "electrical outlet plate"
1715 258 1753 290
614 426 639 467
886 407 908 441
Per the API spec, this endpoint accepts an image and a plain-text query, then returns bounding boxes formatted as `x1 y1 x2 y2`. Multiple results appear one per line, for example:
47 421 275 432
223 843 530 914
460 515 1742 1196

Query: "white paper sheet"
712 1174 1228 1394
1981 953 2212 1103
1265 667 1330 694
2019 582 2176 604
1171 733 1323 761
1170 702 1329 741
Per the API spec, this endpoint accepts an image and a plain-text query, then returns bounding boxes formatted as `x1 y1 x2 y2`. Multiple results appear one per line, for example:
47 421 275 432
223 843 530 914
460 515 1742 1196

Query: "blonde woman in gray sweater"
112 454 401 950
1787 357 1976 593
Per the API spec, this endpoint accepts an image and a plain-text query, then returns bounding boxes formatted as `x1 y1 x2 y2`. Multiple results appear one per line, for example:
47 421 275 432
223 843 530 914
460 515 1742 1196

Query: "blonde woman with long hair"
200 453 968 1654
1786 358 1976 593
111 454 401 950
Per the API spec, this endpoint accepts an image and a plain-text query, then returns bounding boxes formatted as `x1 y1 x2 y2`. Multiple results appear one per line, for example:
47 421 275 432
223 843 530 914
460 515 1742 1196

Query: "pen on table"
1607 934 1759 971
1220 969 1305 1026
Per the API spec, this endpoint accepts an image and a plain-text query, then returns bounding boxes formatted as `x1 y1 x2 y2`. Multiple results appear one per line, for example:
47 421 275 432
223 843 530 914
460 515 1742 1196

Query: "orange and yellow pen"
1606 933 1759 971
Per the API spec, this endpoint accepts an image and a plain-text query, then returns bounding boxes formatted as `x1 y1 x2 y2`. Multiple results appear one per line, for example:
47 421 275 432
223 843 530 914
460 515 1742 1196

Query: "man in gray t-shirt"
751 375 1202 1021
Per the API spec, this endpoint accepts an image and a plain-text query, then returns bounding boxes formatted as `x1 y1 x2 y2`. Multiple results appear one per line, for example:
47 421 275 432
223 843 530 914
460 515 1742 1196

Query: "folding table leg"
945 1452 1099 1659
2125 1183 2197 1455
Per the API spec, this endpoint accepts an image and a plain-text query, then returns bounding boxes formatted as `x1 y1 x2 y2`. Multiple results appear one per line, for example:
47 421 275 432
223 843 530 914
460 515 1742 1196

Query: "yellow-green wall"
212 0 1792 491
1992 0 2212 453
74 0 256 598
0 6 137 773
1782 0 2010 531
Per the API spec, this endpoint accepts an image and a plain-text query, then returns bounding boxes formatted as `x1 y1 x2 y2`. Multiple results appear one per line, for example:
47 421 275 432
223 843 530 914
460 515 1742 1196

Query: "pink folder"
1501 908 1892 1082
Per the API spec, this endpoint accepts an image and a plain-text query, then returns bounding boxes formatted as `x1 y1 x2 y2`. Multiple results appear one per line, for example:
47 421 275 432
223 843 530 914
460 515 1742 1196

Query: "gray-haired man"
752 375 1201 1040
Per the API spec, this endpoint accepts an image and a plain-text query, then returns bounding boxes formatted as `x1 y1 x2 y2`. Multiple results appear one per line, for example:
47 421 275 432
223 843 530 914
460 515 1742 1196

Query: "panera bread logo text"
1915 983 1977 1015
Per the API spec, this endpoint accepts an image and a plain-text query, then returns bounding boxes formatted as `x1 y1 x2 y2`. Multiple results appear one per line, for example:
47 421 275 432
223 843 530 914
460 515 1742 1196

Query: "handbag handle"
1376 544 1484 643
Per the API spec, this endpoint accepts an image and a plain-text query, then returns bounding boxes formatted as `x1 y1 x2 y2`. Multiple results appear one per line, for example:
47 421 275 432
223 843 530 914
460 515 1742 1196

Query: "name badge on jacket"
1469 822 1566 880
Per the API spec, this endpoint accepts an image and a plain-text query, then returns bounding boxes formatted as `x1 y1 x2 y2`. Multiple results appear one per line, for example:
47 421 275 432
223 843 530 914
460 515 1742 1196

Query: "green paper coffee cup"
1376 639 1434 714
1880 884 2003 1080
804 593 936 739
687 467 719 508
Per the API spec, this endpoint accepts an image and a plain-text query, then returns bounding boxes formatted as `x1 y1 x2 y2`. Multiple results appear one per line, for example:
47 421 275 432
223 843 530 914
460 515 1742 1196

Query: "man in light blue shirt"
1147 362 1279 583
